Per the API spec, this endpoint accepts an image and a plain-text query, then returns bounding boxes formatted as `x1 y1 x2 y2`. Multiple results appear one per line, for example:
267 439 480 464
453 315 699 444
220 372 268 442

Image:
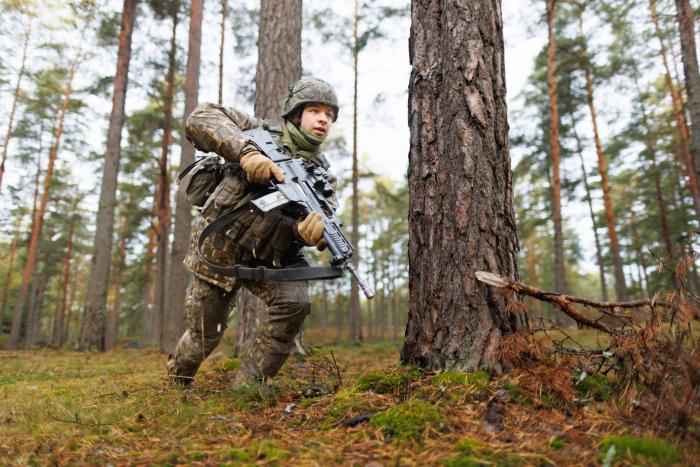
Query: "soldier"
166 77 339 387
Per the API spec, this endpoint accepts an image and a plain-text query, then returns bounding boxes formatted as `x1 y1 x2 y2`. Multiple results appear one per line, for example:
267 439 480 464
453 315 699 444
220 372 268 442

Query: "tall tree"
349 0 362 342
577 10 628 301
546 0 567 295
80 0 137 351
163 0 204 354
674 0 700 193
0 14 32 192
218 0 226 105
401 0 526 370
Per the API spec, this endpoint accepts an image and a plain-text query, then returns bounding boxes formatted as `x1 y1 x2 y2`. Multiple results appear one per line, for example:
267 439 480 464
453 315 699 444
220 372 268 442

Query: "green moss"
370 399 442 441
325 387 381 421
550 438 566 450
432 371 490 390
444 438 521 466
222 441 290 463
220 358 241 372
225 447 251 461
574 373 614 402
598 435 681 465
356 367 422 395
503 381 526 402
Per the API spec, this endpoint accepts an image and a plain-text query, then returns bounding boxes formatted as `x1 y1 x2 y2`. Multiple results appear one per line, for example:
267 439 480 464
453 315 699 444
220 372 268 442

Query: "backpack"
177 154 224 209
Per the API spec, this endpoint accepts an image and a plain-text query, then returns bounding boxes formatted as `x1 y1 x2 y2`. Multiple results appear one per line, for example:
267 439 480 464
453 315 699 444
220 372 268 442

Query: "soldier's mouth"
312 127 326 137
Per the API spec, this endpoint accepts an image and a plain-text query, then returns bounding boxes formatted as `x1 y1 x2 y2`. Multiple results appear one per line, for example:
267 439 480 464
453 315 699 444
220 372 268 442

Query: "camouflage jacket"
183 103 333 291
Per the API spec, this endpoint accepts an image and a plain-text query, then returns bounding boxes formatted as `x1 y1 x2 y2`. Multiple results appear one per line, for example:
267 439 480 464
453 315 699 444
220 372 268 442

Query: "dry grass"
1 332 698 465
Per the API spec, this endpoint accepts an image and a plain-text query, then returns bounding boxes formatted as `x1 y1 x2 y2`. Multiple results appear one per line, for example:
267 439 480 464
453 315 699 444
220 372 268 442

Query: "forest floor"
1 330 699 466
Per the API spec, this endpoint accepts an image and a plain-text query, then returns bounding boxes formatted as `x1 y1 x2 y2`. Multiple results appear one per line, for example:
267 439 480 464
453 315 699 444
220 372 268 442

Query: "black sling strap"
196 203 344 282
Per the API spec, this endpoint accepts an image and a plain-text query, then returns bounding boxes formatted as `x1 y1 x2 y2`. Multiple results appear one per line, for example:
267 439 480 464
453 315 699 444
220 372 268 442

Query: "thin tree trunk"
546 0 567 295
650 0 700 224
675 0 700 199
570 116 608 301
140 218 156 346
9 61 77 349
164 0 203 354
579 15 628 301
1 233 19 329
51 222 74 348
349 0 363 342
63 270 79 345
218 0 226 105
80 0 136 351
0 17 31 192
155 9 179 353
105 218 127 350
321 280 328 342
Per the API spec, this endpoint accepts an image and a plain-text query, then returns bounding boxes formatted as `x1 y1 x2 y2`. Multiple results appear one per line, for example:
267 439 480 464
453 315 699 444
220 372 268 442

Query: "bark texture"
546 0 567 295
80 0 136 351
254 0 302 119
675 0 700 194
163 0 203 354
401 0 526 371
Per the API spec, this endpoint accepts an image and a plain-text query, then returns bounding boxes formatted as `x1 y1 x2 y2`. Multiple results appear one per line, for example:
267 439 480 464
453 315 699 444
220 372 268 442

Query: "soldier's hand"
297 212 326 248
239 150 285 184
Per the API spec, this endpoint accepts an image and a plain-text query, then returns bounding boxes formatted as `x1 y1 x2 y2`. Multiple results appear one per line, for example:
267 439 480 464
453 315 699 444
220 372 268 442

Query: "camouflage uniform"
167 79 338 386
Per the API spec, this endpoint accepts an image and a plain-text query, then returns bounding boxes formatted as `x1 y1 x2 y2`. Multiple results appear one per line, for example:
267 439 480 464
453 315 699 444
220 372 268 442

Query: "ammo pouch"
177 154 224 209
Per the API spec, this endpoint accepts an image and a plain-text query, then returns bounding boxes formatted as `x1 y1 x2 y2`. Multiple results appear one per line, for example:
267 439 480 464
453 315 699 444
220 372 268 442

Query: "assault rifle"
197 128 374 299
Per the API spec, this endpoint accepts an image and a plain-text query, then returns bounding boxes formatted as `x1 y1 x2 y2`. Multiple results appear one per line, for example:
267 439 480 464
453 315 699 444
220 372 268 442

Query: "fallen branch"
475 271 680 334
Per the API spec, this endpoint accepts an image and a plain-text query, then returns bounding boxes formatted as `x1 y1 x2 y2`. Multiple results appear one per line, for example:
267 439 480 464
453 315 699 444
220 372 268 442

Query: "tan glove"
297 212 326 249
239 150 285 184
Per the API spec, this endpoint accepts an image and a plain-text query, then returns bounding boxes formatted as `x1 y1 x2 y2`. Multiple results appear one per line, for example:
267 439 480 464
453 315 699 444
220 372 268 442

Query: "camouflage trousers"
167 259 310 386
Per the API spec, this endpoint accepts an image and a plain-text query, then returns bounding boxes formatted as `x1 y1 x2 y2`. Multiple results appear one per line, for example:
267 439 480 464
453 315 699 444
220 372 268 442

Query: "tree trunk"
349 0 363 343
579 16 628 301
571 121 608 301
155 8 179 353
52 222 74 348
254 0 301 119
335 284 342 343
321 280 328 342
163 0 203 355
80 0 136 351
1 234 18 330
63 270 79 345
219 0 226 105
236 0 303 349
675 0 700 201
140 220 156 346
9 61 77 350
105 218 127 350
0 17 31 192
650 0 700 224
402 0 525 370
626 191 649 297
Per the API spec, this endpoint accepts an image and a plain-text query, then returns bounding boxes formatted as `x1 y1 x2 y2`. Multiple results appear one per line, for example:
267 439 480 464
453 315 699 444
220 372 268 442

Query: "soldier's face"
300 103 334 138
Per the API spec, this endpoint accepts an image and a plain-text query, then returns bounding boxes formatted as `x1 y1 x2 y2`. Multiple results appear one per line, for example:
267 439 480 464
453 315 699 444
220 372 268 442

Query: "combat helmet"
282 77 339 122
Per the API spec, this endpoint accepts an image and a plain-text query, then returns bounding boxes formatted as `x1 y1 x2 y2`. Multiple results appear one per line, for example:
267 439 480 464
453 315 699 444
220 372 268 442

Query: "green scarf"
280 120 325 160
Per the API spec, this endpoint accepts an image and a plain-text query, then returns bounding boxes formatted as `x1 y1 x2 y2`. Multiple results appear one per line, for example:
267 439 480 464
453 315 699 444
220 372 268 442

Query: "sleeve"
185 103 264 163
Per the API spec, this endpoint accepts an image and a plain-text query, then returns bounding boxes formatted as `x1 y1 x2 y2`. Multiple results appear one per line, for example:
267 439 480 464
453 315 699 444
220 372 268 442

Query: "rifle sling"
196 203 344 282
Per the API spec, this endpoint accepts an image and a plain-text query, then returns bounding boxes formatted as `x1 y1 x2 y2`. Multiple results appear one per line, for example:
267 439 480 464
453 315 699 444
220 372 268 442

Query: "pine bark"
349 0 363 342
0 18 31 192
650 0 700 224
675 0 700 196
579 17 628 301
9 62 77 349
254 0 302 119
80 0 136 351
401 0 526 370
163 0 203 354
546 0 567 295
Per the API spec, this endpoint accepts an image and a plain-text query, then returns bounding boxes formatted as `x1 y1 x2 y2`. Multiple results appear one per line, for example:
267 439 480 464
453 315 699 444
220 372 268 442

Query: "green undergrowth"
444 437 522 466
219 358 241 372
598 435 682 465
356 366 422 395
221 440 291 464
574 372 614 402
432 371 489 389
370 399 442 441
